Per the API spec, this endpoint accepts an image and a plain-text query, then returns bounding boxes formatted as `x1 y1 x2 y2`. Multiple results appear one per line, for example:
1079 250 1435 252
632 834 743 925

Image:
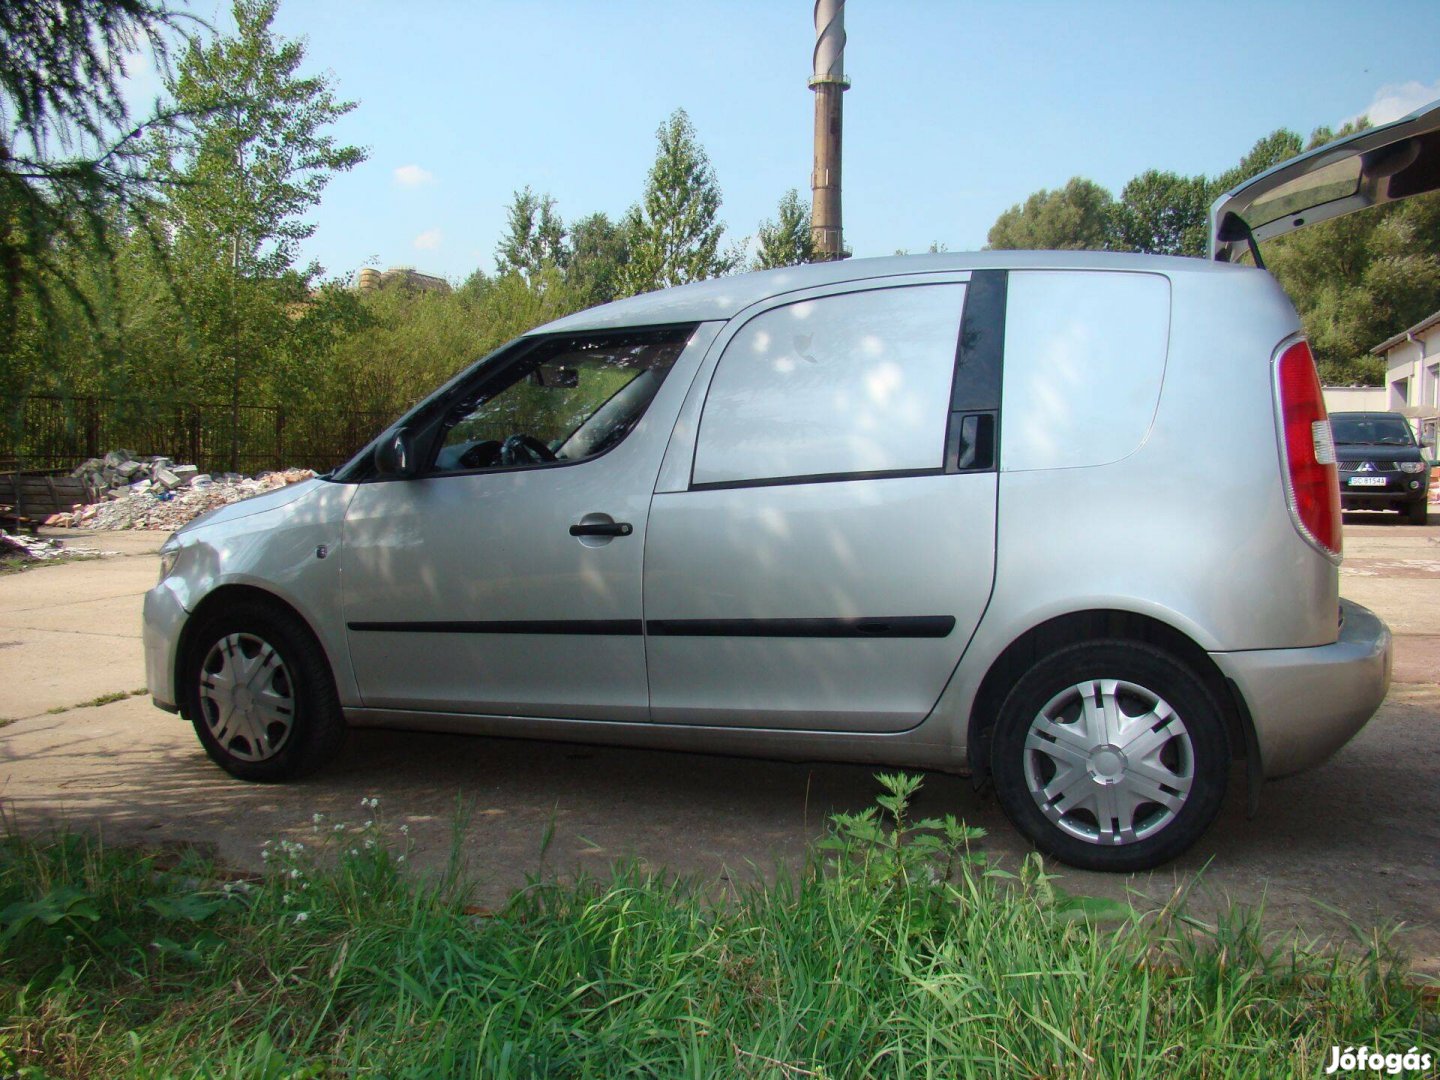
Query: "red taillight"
1275 340 1341 559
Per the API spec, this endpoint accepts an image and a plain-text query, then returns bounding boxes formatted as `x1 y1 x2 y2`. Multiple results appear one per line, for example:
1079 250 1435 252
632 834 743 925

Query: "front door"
341 324 700 721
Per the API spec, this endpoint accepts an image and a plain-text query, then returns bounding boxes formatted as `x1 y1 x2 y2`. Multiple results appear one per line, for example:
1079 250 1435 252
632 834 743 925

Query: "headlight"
1399 461 1428 474
158 543 180 582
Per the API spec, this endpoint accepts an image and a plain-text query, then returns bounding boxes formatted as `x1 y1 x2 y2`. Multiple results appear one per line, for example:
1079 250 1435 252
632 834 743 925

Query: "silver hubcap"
198 633 296 763
1023 678 1194 846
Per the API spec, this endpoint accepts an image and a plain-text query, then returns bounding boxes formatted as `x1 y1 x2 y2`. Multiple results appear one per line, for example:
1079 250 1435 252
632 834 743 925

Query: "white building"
1371 308 1440 444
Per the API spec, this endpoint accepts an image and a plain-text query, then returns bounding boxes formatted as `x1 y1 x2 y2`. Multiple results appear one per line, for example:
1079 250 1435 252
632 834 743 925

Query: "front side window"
432 327 692 473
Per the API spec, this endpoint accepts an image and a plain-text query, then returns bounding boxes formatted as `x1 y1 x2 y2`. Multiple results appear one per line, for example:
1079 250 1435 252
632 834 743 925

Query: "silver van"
143 102 1440 871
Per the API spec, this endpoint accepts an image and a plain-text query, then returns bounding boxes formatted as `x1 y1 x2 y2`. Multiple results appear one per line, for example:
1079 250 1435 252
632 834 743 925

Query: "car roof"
529 250 1257 334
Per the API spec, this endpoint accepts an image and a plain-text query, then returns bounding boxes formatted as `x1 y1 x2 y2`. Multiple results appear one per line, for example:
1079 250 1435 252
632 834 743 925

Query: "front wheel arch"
175 585 334 713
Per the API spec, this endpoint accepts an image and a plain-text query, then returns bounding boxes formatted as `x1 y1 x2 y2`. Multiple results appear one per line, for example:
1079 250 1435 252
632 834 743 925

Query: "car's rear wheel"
990 641 1229 872
181 600 344 782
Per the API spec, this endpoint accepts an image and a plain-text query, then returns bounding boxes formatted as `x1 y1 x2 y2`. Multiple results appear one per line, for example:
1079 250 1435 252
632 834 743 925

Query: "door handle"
569 521 632 537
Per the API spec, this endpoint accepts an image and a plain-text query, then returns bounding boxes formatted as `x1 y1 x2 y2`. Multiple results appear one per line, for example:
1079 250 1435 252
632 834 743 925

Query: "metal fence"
0 395 393 475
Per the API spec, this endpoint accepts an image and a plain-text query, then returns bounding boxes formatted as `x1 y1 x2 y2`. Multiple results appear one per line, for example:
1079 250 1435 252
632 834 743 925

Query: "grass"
0 551 104 577
0 775 1433 1078
43 690 148 716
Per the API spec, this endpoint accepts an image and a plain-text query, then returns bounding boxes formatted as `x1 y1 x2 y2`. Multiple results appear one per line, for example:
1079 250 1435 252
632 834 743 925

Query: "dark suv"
1331 411 1432 524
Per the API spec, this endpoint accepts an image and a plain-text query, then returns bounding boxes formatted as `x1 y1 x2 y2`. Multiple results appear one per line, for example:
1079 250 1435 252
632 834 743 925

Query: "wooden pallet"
0 472 100 532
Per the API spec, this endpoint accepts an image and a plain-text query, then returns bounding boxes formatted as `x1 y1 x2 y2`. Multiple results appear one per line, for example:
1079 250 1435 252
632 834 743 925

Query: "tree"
752 189 814 270
1211 129 1305 197
1227 122 1440 384
619 108 734 294
567 211 629 307
985 177 1115 251
1112 170 1211 257
494 186 567 279
154 0 365 467
0 0 191 392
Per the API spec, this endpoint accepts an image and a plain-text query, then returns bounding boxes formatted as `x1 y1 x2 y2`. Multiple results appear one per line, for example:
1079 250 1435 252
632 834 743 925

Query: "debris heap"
46 451 315 531
1 530 71 561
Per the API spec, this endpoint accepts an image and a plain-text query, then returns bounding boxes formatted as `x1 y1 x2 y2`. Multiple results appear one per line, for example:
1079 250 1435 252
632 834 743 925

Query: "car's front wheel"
181 600 345 782
990 641 1230 872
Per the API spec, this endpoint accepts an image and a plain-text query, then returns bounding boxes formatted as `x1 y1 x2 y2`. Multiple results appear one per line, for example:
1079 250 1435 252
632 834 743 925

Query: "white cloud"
1347 79 1440 127
413 228 443 251
393 164 435 188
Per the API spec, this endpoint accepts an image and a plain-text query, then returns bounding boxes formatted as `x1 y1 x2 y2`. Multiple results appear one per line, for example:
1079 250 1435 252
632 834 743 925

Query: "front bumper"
1210 599 1391 779
142 580 187 711
1339 473 1428 508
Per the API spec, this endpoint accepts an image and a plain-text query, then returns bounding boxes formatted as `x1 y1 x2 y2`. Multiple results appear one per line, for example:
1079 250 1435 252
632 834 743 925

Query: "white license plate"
1347 476 1387 487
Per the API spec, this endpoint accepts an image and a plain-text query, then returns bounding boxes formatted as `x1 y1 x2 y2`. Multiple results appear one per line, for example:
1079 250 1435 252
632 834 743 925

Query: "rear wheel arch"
966 609 1253 780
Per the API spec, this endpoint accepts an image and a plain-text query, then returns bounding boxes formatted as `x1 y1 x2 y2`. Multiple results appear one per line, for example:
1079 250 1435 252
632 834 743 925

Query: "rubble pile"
46 450 315 530
1 529 70 561
71 449 206 499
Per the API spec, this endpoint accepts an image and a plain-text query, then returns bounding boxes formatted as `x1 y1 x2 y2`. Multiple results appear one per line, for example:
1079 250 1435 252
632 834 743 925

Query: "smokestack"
809 0 850 260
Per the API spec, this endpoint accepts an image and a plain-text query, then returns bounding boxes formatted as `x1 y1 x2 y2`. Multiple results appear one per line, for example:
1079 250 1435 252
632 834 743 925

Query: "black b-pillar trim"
946 269 1007 474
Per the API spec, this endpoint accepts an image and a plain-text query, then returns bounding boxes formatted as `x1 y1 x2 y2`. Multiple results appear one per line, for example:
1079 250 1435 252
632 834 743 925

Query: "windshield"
1330 414 1416 447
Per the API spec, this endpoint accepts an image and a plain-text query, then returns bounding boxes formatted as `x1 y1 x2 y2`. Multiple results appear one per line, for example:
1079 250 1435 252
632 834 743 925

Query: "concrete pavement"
0 531 167 720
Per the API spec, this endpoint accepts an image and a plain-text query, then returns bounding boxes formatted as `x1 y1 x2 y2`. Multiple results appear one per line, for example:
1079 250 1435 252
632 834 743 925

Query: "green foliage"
154 0 364 281
139 0 366 468
494 186 568 280
1267 194 1440 383
0 783 1433 1077
1113 170 1212 257
313 265 589 432
620 108 736 294
986 177 1116 251
753 188 815 270
0 0 195 405
567 211 631 307
1212 128 1306 196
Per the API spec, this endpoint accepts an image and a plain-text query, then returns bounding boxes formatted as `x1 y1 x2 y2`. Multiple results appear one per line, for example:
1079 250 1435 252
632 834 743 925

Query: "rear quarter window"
1001 271 1171 472
692 284 966 486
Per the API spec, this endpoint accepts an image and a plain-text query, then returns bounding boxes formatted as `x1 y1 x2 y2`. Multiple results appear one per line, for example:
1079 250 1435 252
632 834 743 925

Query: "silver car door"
341 323 715 720
643 273 1001 733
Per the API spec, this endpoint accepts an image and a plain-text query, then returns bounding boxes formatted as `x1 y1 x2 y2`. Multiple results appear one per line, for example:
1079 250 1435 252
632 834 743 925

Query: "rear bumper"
1209 599 1391 778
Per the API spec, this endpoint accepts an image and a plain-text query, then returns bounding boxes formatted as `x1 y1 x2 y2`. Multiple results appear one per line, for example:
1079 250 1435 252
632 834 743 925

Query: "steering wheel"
457 439 502 468
500 433 557 467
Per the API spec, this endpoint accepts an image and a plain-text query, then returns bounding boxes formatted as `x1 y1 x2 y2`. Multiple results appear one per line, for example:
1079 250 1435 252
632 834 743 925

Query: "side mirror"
373 428 419 479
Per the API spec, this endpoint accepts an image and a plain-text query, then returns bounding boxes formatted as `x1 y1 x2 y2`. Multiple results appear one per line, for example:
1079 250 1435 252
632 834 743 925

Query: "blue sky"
136 1 1440 284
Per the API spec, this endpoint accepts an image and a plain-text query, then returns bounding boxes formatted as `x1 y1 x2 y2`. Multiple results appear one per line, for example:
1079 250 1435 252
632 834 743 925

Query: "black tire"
1406 500 1428 525
181 599 345 782
989 641 1229 872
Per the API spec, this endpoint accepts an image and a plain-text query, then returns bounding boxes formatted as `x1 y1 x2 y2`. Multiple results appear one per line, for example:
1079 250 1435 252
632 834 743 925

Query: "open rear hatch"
1210 99 1440 264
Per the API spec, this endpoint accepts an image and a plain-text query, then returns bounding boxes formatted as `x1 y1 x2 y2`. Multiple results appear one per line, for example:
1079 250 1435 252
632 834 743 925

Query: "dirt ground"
0 516 1436 975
